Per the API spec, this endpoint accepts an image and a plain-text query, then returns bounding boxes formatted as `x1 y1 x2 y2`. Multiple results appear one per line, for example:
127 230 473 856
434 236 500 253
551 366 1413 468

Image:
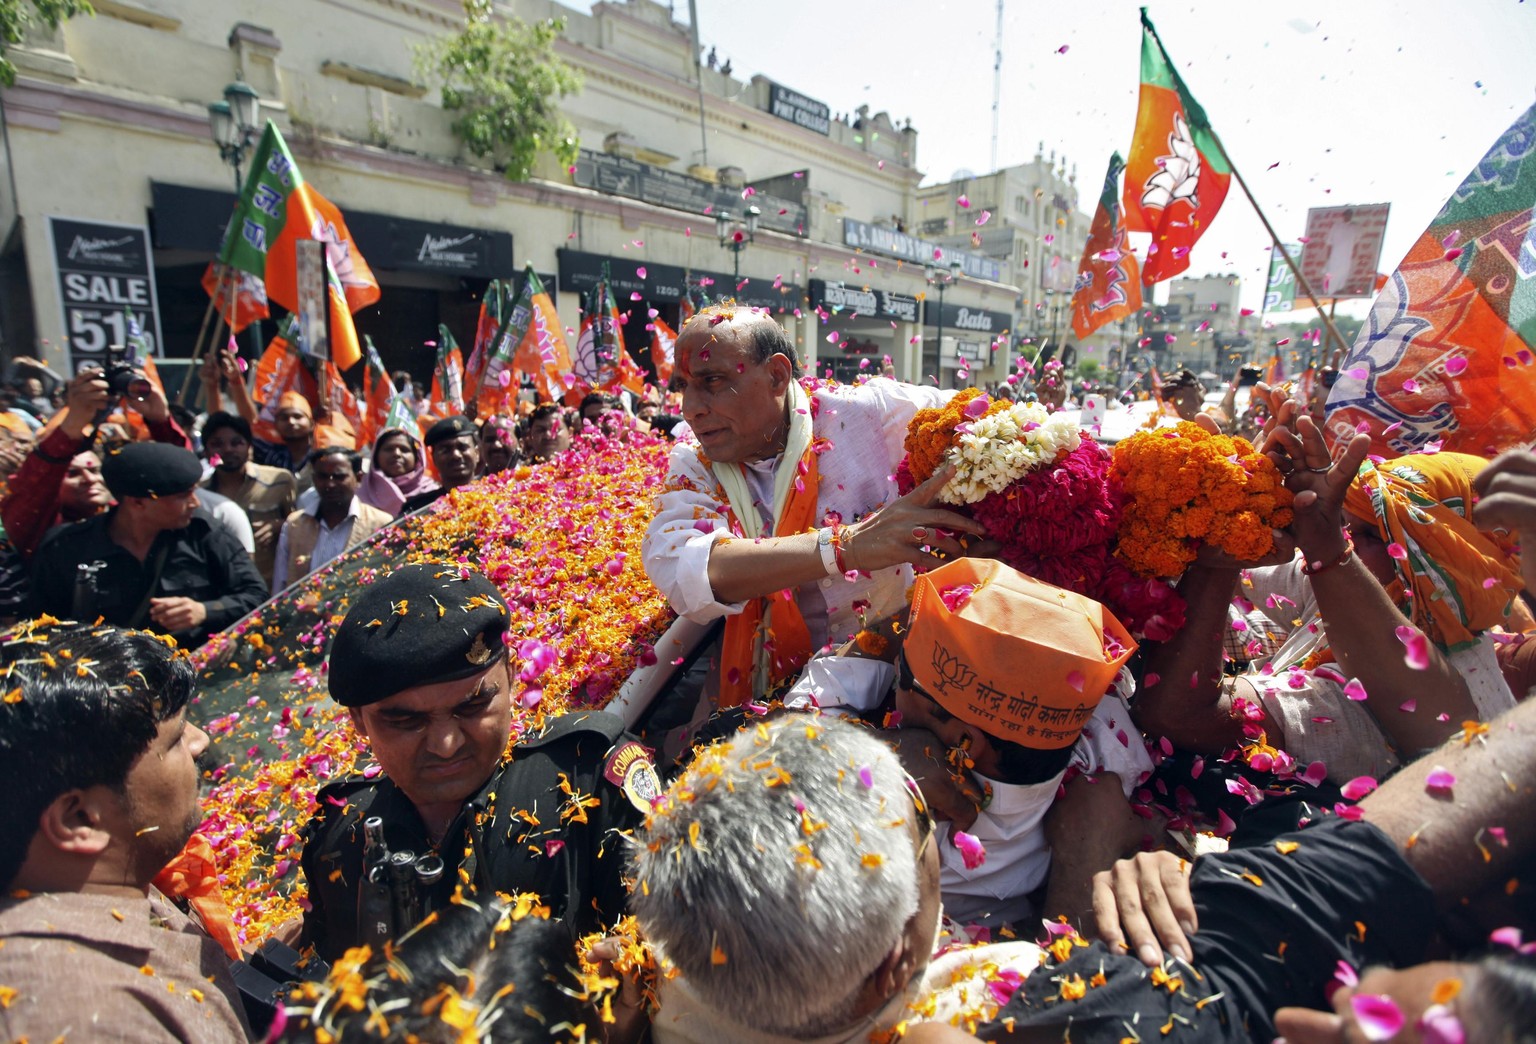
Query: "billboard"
1299 204 1390 299
1263 243 1300 313
46 216 165 372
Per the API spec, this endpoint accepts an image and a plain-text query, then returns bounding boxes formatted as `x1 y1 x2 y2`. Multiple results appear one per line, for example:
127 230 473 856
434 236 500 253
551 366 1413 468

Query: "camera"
103 344 152 401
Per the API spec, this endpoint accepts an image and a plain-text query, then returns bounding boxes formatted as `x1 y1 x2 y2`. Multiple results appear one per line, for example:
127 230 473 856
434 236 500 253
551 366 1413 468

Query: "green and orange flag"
511 268 578 405
1325 100 1536 458
1122 9 1231 286
428 326 466 418
1071 152 1142 339
216 121 379 369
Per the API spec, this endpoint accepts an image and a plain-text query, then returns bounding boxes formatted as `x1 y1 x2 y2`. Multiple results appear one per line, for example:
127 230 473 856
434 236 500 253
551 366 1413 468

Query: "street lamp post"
926 258 962 386
206 79 263 358
207 79 262 192
715 205 760 285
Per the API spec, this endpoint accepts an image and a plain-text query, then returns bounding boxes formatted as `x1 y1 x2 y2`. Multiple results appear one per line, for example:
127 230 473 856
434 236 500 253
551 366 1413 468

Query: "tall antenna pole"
989 0 1003 172
687 0 709 167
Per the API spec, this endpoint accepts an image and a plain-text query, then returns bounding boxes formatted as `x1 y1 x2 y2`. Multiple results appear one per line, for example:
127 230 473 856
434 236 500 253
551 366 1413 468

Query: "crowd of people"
0 303 1534 1044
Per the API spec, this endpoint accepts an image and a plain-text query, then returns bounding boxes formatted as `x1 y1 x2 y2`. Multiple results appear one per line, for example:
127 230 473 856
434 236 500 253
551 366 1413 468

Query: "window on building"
1016 195 1028 216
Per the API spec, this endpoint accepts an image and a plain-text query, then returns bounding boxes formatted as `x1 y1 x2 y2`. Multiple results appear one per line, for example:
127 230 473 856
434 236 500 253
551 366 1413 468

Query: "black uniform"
299 709 649 964
28 508 268 645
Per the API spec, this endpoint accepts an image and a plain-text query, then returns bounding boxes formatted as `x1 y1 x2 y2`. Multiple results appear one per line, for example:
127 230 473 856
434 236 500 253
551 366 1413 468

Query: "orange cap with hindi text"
906 558 1137 750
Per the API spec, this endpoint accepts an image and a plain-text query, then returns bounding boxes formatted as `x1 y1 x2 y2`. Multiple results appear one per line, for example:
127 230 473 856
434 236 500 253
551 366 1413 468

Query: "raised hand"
841 465 989 573
1264 412 1371 562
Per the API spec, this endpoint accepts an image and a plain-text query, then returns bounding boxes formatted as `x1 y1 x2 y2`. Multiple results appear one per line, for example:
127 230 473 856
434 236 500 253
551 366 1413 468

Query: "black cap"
327 562 510 708
424 415 476 448
100 442 203 499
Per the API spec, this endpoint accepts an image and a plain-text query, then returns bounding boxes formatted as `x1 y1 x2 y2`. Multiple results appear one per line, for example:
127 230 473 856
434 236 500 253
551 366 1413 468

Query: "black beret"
424 415 476 448
328 562 510 708
101 441 203 499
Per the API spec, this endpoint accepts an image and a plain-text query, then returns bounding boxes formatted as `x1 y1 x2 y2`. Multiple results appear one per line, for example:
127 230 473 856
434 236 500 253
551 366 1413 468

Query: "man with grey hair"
632 714 1038 1043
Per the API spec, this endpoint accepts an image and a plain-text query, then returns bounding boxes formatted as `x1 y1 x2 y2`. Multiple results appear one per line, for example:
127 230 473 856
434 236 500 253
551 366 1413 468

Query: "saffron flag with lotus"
1325 100 1536 457
1122 8 1231 286
215 121 379 369
1071 152 1143 339
511 268 578 405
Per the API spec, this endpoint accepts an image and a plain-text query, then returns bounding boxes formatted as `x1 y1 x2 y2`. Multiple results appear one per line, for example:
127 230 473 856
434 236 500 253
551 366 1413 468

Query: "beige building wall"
0 0 1016 389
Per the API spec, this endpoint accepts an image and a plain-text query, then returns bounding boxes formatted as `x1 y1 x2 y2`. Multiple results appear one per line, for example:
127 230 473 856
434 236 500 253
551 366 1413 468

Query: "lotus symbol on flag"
929 647 978 695
312 217 367 289
1141 114 1202 213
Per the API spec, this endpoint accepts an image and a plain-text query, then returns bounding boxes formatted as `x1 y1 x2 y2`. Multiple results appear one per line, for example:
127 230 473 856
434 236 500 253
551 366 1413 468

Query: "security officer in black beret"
298 562 660 963
401 416 480 515
27 441 268 646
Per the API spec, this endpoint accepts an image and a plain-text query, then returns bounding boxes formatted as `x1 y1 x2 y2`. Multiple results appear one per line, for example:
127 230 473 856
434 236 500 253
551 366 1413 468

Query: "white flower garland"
941 402 1082 504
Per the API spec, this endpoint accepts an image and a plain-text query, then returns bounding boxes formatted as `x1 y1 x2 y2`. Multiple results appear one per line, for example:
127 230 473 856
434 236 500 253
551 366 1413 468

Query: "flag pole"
1140 11 1353 361
177 267 231 406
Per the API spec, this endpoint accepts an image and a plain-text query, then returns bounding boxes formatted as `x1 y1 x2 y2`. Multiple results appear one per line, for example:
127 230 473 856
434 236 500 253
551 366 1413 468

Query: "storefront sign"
148 183 513 278
924 300 1013 335
558 249 802 312
841 218 1003 282
46 216 165 370
810 279 919 323
767 82 831 136
573 150 808 236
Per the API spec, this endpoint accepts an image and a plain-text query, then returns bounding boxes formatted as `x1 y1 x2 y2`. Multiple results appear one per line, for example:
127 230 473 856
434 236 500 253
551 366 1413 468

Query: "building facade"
914 147 1122 380
1165 273 1246 374
0 0 1020 394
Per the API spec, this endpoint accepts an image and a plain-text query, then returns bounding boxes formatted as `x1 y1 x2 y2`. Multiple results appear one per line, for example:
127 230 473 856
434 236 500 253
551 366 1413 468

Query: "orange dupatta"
152 832 243 959
715 441 821 708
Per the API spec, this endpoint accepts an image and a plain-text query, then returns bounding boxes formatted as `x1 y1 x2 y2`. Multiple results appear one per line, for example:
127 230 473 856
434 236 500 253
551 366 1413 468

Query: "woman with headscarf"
1134 406 1525 785
356 427 437 518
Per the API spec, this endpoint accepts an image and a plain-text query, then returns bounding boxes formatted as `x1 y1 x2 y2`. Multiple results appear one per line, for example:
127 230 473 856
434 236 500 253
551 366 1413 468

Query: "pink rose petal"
1334 960 1360 988
1424 766 1456 791
953 830 986 869
1387 542 1407 561
1395 625 1431 670
1418 1004 1466 1044
1351 994 1405 1041
1490 926 1524 949
1066 670 1086 693
1343 678 1368 701
1340 775 1378 801
1444 356 1468 376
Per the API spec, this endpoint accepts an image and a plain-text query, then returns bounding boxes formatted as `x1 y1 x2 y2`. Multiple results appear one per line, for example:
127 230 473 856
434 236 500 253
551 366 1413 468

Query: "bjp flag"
200 263 269 333
216 121 379 369
512 270 578 405
1123 9 1232 286
650 316 679 385
1325 101 1536 458
1071 152 1142 339
356 338 393 449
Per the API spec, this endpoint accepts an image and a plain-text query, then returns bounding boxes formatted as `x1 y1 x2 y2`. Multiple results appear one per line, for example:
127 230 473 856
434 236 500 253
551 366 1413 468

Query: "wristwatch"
816 527 841 578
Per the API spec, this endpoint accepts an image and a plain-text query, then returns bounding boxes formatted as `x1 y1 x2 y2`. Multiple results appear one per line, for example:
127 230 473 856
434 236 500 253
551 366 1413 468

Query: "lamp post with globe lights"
715 205 760 285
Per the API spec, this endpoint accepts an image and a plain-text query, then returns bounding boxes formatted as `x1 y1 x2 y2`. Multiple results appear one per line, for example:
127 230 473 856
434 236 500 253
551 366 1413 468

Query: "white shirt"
785 657 1153 927
195 488 255 555
1245 557 1513 783
271 496 364 592
642 378 948 660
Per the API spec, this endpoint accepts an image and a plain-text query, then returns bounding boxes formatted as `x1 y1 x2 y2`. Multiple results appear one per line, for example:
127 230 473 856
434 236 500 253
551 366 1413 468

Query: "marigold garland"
188 430 676 945
1111 422 1294 578
898 394 1186 640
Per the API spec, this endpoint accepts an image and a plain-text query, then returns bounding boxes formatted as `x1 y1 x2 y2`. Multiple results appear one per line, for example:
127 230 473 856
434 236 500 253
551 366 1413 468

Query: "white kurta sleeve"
642 440 746 622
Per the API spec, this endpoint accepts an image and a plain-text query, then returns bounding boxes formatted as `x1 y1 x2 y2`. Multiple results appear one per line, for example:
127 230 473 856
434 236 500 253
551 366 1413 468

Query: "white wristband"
816 527 840 578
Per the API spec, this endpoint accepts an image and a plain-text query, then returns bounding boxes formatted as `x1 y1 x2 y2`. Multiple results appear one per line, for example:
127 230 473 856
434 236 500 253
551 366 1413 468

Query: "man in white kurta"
642 305 984 703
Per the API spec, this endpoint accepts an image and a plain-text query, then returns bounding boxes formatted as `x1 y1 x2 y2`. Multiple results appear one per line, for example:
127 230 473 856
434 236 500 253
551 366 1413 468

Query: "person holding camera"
0 365 189 563
27 441 267 647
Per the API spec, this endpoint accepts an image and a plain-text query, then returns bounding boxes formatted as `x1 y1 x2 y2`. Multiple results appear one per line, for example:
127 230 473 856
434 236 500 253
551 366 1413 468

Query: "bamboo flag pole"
177 267 231 406
1141 14 1354 361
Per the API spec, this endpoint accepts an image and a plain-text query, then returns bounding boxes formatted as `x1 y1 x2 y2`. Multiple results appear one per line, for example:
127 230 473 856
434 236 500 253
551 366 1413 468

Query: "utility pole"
990 0 1004 173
